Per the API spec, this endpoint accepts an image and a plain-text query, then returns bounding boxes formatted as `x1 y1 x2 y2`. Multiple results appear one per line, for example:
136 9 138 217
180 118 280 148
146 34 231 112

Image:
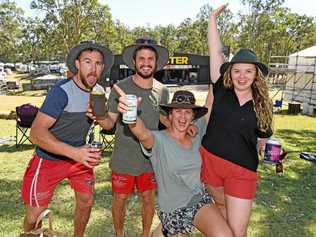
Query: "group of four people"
21 4 273 237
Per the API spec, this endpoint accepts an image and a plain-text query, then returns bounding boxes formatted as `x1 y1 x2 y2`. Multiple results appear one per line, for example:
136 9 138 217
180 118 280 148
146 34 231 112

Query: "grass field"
0 95 45 113
0 113 315 237
0 72 315 236
0 72 46 113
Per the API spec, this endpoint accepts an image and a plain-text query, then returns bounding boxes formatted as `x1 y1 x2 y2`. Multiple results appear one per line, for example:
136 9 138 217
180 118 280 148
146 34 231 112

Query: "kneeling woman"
116 86 232 237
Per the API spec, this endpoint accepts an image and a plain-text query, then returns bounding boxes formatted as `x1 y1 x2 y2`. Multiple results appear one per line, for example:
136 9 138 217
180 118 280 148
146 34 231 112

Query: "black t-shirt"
201 76 272 171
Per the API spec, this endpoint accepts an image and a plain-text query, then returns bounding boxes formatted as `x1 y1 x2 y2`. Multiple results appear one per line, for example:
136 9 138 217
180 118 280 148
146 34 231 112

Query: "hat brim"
66 43 114 77
220 61 269 77
159 103 208 120
122 44 169 71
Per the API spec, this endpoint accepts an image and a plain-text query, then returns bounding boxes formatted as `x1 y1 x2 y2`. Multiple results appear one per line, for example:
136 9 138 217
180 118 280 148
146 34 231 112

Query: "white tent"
284 45 316 114
290 45 316 57
288 45 316 73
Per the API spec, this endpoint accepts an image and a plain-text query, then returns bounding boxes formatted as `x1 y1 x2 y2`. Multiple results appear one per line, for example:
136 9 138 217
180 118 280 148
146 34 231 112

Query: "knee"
139 191 154 205
215 200 226 210
206 229 233 237
230 225 247 237
25 213 39 226
24 207 47 227
76 194 94 209
113 193 129 204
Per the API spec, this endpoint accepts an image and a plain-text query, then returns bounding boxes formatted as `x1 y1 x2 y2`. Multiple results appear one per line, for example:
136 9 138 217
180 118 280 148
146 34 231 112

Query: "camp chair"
99 125 116 151
273 99 283 112
16 104 38 147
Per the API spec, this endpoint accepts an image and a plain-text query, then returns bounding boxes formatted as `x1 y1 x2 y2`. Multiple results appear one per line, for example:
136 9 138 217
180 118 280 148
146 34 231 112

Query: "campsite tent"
284 45 316 115
288 45 316 73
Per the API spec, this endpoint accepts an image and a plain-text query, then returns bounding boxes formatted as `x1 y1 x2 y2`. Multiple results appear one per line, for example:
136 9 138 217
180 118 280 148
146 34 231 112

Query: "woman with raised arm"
114 84 232 237
200 4 273 237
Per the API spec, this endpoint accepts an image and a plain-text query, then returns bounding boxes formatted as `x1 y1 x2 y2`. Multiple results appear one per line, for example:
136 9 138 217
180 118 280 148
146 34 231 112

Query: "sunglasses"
172 95 196 104
80 40 96 44
135 38 157 45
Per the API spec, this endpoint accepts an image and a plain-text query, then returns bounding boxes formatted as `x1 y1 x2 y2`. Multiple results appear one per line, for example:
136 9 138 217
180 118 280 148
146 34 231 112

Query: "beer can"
263 138 281 164
122 94 137 124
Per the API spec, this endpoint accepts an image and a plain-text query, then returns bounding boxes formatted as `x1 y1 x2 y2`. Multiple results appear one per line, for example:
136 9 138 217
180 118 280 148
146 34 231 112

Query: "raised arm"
208 4 227 83
203 84 214 124
128 118 155 150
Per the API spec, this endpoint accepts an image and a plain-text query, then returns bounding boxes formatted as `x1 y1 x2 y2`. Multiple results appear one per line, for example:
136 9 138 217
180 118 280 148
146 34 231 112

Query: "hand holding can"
263 138 281 164
122 94 137 124
112 84 138 124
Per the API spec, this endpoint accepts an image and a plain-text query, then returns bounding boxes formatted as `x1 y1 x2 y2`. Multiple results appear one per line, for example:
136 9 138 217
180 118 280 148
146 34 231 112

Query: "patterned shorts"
158 190 213 236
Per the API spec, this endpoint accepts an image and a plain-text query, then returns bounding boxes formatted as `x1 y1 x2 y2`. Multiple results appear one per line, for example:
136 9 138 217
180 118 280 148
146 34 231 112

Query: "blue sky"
17 0 316 28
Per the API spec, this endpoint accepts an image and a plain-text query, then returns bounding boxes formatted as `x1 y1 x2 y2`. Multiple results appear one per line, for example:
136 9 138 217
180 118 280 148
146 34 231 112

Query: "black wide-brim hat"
66 40 114 77
122 38 169 71
220 48 269 76
160 90 208 120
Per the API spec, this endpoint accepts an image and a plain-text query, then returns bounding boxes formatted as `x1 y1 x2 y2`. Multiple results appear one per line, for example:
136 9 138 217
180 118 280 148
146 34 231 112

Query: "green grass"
0 95 45 113
0 72 46 113
0 114 315 237
250 114 316 237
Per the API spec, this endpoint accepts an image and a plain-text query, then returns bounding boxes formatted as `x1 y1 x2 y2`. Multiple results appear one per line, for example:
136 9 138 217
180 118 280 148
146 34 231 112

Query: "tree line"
0 0 315 64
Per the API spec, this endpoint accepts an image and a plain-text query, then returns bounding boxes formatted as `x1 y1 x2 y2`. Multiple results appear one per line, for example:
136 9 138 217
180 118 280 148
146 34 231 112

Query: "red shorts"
21 154 95 207
200 146 258 199
112 172 157 194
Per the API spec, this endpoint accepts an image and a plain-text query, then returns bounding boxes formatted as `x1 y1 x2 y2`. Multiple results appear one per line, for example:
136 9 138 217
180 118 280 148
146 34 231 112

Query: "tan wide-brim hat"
122 38 169 71
66 40 114 77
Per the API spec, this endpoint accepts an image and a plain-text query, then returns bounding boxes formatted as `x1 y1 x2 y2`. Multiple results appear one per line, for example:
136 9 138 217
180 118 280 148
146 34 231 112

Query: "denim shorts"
158 189 213 236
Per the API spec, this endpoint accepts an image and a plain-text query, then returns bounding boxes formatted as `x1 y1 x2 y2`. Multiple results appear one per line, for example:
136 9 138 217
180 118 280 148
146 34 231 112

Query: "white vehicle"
15 63 29 73
0 66 6 81
49 64 60 73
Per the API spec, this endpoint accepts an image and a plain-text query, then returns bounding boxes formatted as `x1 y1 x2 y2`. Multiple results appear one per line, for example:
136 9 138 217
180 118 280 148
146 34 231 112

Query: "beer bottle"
276 162 283 175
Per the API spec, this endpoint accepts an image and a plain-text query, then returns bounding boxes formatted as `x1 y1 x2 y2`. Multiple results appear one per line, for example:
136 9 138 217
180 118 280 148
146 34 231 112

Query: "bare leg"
139 189 155 237
74 191 94 237
151 223 164 237
206 184 227 219
193 203 233 237
112 192 129 237
169 234 189 237
152 223 189 237
226 195 253 237
23 205 48 231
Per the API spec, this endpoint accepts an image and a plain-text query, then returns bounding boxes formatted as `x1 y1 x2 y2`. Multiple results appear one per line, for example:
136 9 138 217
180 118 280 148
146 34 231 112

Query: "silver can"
122 94 137 124
89 141 103 149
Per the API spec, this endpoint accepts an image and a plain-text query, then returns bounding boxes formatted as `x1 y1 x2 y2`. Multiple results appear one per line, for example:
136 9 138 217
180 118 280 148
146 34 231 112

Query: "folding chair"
16 104 38 147
99 125 116 151
273 99 283 113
